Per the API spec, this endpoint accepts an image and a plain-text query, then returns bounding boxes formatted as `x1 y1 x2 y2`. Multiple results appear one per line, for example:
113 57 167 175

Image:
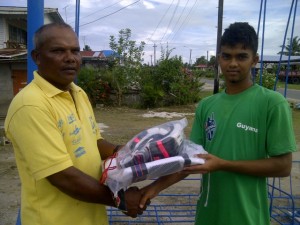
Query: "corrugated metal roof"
0 6 63 23
80 50 117 59
0 49 27 59
259 55 300 63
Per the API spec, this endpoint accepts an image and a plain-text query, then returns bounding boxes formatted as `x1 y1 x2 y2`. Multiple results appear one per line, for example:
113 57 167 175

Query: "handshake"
113 186 153 218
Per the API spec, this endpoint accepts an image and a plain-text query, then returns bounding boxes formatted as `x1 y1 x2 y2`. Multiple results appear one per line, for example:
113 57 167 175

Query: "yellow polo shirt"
5 71 108 225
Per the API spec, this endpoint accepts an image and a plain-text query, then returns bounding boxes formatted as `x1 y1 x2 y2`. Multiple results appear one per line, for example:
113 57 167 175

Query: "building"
81 50 118 68
0 6 64 105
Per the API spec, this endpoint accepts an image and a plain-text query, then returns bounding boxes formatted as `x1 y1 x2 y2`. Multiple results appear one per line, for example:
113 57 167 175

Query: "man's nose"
229 58 238 67
64 50 76 62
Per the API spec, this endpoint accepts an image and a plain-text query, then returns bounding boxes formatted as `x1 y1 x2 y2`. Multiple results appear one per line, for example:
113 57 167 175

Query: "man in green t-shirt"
139 22 297 225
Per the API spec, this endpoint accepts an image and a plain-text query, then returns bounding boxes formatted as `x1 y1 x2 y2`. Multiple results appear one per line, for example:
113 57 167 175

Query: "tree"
83 44 92 51
159 44 175 61
209 55 216 67
139 55 204 107
194 56 207 65
109 28 145 106
278 36 300 56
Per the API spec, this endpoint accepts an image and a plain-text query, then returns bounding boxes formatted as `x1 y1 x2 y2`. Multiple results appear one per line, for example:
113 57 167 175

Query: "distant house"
257 55 300 69
0 6 63 104
81 50 118 68
256 55 300 84
194 64 213 71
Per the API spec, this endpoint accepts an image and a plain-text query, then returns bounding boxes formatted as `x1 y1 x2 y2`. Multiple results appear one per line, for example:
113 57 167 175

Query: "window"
9 25 27 45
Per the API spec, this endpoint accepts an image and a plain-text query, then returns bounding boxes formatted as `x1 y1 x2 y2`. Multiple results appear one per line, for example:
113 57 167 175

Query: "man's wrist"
112 189 127 211
113 145 121 153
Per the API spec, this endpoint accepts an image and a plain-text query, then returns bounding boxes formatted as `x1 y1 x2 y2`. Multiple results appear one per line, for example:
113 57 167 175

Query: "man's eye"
222 55 230 60
238 55 248 60
52 49 64 53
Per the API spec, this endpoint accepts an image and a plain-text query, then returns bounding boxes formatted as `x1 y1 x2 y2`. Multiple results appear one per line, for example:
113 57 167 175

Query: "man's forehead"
220 44 252 54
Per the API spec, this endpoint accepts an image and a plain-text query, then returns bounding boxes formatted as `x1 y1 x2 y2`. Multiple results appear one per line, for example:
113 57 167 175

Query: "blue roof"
102 50 117 57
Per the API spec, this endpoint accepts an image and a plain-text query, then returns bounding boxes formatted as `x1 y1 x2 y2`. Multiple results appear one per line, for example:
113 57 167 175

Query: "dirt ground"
0 105 299 225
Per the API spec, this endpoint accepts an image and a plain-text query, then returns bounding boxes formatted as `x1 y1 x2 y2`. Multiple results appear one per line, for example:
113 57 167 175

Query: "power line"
80 0 126 20
164 0 191 42
147 0 176 42
80 0 141 27
160 0 180 42
170 0 199 42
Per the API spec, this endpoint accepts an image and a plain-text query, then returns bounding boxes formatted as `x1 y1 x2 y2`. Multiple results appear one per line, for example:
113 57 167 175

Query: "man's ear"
252 54 259 67
31 49 40 65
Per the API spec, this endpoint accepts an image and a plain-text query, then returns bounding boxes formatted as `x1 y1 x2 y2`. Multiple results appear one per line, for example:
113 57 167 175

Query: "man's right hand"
123 186 146 218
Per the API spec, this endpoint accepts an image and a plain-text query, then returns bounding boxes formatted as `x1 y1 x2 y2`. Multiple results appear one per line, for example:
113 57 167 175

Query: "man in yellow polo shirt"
5 23 145 225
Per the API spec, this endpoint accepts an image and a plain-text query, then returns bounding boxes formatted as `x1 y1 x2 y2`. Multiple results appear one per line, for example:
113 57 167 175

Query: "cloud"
2 0 299 64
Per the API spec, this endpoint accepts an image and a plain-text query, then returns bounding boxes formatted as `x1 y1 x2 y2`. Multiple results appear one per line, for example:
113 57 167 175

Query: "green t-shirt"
190 84 296 225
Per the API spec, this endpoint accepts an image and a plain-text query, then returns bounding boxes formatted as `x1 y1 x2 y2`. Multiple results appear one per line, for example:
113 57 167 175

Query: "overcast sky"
1 0 299 65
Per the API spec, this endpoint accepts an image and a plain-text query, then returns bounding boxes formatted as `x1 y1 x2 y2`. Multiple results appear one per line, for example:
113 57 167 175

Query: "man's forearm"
47 166 115 206
221 153 292 177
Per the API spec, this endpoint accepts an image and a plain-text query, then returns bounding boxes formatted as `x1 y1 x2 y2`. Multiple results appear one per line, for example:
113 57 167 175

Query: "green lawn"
275 82 300 90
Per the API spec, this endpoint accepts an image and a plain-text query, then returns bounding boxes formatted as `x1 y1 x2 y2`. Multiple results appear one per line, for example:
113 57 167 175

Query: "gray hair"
33 23 75 50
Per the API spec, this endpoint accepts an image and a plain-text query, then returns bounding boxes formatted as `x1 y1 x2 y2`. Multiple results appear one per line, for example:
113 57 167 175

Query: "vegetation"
108 28 145 106
77 29 299 109
78 28 205 108
278 36 300 56
255 71 276 89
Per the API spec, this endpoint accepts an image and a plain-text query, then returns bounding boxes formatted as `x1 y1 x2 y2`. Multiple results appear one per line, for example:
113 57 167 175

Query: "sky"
1 0 299 65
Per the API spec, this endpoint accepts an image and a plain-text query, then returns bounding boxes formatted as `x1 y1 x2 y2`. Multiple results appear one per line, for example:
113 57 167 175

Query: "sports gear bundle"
100 118 207 196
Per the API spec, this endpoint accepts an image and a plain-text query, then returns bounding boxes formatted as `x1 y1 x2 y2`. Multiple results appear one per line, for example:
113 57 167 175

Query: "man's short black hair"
220 22 258 54
33 22 75 50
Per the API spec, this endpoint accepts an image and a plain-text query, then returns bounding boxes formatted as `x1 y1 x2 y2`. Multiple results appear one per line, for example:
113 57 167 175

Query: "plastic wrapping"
100 118 207 196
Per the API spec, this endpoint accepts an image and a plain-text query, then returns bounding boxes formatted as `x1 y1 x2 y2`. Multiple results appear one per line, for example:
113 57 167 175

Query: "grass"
292 110 300 147
276 81 300 90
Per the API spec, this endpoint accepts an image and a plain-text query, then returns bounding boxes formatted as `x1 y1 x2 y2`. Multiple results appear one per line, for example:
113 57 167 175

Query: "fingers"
195 153 209 159
124 186 151 218
139 196 151 210
182 164 209 174
139 193 150 209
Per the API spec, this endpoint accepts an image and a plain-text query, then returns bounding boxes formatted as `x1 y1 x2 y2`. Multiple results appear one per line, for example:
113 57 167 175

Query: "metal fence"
107 161 300 225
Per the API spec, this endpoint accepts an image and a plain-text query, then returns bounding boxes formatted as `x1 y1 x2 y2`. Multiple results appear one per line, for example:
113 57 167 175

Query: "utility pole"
206 50 209 67
189 48 192 67
75 0 80 37
27 0 43 84
153 43 157 66
213 0 223 94
150 55 153 66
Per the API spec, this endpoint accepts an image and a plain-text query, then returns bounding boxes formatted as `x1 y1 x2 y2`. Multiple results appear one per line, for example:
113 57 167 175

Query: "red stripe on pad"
156 140 169 158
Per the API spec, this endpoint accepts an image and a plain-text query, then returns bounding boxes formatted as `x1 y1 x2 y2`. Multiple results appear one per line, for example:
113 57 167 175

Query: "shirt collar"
32 71 81 97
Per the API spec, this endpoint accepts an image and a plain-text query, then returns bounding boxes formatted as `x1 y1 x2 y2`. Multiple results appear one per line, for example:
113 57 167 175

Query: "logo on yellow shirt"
74 146 86 158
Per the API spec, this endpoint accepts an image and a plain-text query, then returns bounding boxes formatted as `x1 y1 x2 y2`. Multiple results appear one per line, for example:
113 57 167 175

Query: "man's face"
218 44 258 84
32 26 82 91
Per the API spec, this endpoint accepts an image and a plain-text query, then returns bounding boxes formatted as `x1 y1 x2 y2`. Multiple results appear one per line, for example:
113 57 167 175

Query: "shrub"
77 66 112 106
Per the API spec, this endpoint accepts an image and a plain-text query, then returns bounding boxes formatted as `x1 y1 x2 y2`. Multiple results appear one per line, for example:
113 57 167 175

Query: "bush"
255 71 276 89
77 66 112 106
139 58 204 108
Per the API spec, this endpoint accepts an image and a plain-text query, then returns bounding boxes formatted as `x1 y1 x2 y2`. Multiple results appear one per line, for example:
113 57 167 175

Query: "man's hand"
123 186 146 218
139 183 158 209
182 153 224 174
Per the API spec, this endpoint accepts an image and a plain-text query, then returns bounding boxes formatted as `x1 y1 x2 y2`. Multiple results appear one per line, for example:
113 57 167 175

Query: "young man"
5 23 145 225
139 22 297 225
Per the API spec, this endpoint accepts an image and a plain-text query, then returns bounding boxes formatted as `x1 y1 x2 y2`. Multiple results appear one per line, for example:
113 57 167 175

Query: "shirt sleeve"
266 100 297 156
7 105 73 180
190 102 205 146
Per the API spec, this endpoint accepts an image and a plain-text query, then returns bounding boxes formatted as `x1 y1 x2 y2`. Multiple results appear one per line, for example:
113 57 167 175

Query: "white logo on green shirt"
236 122 258 133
